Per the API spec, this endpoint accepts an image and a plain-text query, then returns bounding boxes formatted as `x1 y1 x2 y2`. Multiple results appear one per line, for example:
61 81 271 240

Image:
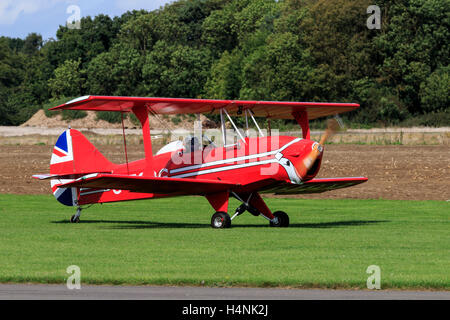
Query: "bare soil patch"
0 144 448 200
298 144 449 201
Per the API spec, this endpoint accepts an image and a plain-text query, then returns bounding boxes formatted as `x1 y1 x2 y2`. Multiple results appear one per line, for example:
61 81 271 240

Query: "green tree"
419 65 450 113
46 14 119 68
86 45 144 96
118 12 154 55
205 49 243 99
300 0 375 101
0 87 40 125
375 0 450 114
201 6 237 55
48 59 84 98
85 51 115 95
233 0 279 44
22 33 43 55
0 38 24 88
241 32 316 101
142 41 212 98
113 46 144 96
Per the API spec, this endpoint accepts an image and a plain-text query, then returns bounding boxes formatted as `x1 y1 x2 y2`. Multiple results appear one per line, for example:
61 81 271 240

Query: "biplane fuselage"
76 135 321 205
35 96 367 228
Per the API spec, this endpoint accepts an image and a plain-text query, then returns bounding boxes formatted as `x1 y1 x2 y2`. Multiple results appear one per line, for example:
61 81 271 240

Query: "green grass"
0 194 448 289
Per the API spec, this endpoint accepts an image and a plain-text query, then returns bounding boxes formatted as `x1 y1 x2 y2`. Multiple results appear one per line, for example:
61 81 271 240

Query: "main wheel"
270 211 289 227
70 215 80 223
211 212 231 229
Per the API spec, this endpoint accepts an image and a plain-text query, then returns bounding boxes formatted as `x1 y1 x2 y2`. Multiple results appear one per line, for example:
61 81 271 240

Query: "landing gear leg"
230 192 258 219
70 207 82 223
230 203 247 221
231 192 290 227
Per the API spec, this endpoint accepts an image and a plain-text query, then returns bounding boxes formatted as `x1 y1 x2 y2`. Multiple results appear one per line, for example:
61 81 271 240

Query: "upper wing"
50 96 359 120
260 177 368 195
58 173 237 195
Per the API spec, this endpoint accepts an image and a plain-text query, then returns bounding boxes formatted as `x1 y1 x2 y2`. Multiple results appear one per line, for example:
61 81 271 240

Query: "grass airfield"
0 194 448 290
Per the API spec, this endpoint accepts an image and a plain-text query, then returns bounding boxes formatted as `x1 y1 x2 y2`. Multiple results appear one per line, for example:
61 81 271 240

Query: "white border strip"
171 159 278 178
170 138 302 174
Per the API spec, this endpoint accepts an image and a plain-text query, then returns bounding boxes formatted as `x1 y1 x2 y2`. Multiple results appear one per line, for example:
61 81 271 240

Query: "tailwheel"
70 215 80 223
211 212 231 229
270 211 289 227
70 207 82 223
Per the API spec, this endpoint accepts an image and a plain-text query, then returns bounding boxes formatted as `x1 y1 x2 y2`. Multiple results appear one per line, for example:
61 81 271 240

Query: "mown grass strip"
0 194 448 289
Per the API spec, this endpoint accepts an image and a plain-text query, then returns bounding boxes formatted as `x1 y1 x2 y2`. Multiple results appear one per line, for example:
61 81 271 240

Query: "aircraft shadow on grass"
52 219 390 230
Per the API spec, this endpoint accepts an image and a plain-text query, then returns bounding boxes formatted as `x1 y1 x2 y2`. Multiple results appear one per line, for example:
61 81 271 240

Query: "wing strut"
292 110 310 140
249 109 264 137
132 105 153 174
223 108 246 145
120 111 129 175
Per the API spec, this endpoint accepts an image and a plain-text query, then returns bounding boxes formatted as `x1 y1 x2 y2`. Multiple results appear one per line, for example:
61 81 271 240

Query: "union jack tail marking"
51 130 74 165
50 130 76 206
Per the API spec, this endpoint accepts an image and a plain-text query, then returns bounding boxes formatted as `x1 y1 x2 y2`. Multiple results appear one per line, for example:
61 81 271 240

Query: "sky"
0 0 174 40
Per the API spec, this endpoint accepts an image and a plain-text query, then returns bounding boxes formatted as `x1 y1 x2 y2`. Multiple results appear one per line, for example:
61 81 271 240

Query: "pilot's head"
184 136 201 153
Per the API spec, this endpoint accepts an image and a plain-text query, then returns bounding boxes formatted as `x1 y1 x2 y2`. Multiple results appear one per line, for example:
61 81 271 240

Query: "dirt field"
0 143 448 201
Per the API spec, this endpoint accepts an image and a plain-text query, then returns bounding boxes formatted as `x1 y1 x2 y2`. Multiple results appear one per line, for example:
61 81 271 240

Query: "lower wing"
260 177 368 195
58 173 237 196
57 174 366 196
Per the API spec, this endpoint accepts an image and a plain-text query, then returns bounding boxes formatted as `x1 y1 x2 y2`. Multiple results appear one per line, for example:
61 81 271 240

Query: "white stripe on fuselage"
169 138 302 178
171 159 279 178
169 138 302 175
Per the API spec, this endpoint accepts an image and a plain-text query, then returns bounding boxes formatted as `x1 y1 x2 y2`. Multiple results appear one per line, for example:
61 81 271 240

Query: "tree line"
0 0 448 127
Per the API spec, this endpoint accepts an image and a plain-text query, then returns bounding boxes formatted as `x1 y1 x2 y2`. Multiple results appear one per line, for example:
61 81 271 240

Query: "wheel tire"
70 215 80 223
211 212 231 229
270 211 289 227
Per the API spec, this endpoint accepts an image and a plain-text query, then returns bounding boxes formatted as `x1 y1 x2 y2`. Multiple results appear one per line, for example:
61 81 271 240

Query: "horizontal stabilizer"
32 172 110 180
33 174 59 180
261 177 368 195
58 173 237 195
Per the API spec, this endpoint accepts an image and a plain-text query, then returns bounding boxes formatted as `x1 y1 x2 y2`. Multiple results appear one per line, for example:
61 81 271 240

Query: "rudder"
50 129 113 206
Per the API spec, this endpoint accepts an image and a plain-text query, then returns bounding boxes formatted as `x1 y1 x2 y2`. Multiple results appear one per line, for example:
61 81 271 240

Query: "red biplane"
33 96 367 228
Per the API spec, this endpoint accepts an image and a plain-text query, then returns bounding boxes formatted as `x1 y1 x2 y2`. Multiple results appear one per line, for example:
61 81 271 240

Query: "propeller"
294 118 339 179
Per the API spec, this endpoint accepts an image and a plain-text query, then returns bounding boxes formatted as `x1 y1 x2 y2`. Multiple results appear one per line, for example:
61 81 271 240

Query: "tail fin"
50 129 113 206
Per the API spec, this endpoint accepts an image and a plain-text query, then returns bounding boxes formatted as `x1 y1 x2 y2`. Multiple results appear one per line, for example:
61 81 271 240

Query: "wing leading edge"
260 177 368 195
58 174 367 196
